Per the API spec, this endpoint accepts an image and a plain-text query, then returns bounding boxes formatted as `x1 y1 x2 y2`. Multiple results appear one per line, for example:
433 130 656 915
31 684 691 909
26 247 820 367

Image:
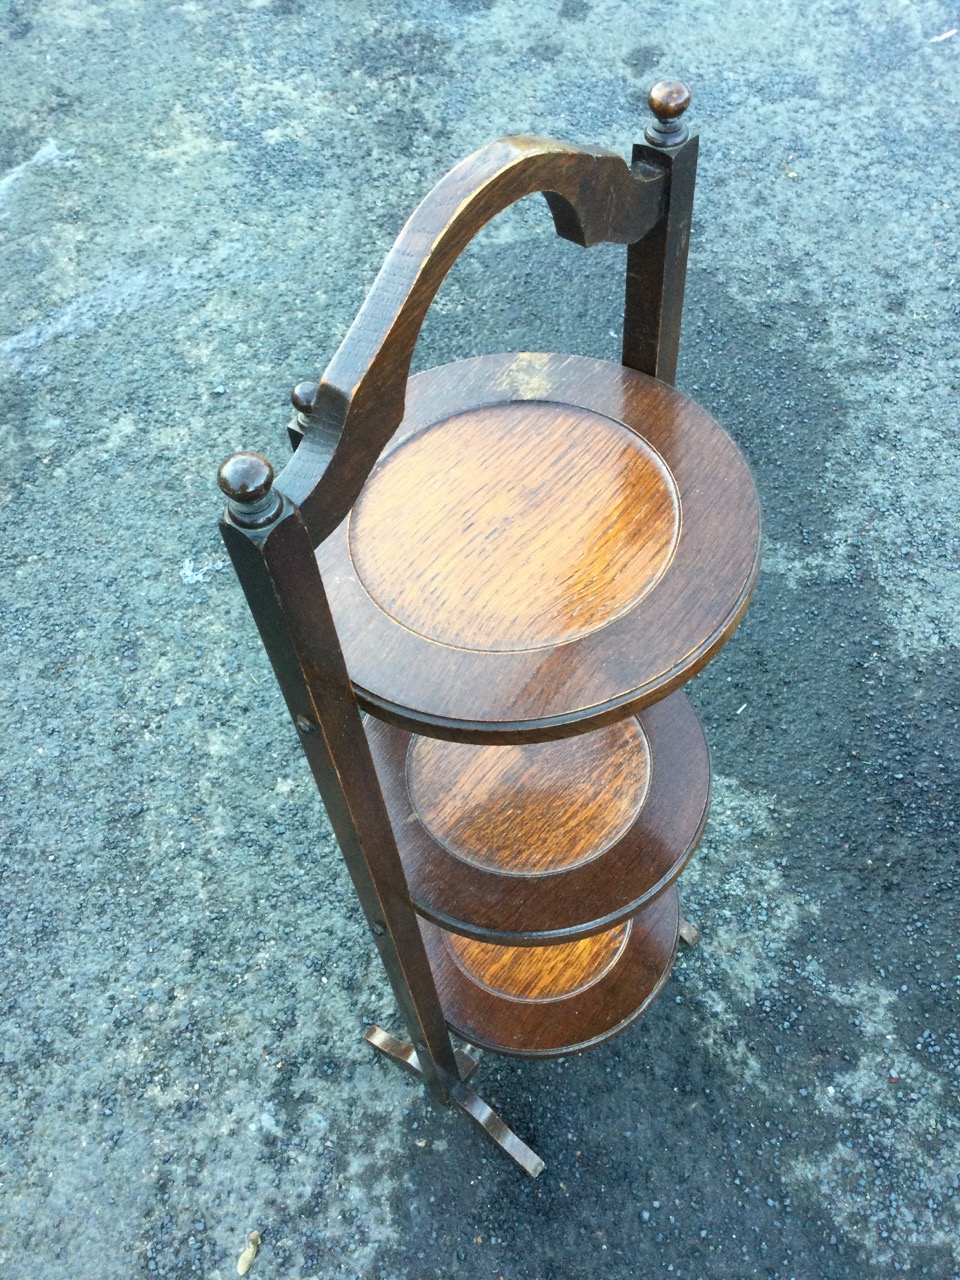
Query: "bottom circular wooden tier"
421 886 679 1058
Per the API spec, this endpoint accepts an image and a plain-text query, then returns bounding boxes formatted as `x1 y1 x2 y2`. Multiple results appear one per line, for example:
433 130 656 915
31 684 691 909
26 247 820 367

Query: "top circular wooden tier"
317 351 761 743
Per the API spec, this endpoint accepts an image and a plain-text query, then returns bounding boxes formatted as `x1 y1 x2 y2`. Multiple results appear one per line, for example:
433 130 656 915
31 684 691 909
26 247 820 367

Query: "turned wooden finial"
291 381 319 415
217 451 282 526
645 80 691 147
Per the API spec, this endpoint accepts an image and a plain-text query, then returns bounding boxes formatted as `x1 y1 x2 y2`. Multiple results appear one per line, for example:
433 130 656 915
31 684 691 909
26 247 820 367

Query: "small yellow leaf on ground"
237 1229 262 1275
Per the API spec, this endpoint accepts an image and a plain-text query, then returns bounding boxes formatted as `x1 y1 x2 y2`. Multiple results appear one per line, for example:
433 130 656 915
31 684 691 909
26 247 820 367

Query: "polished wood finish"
407 718 650 876
365 1025 545 1176
422 887 679 1058
364 1023 480 1083
367 691 709 943
276 136 673 541
218 451 275 505
648 80 692 121
218 497 462 1103
349 400 679 651
449 1078 545 1177
319 352 761 741
446 923 630 1002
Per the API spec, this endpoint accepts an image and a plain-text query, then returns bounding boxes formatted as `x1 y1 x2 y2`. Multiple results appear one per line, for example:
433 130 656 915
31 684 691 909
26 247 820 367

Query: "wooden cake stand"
216 82 761 1176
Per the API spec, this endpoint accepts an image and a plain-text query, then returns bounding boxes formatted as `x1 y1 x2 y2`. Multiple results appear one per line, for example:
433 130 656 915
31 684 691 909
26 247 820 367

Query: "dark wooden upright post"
216 451 462 1104
621 80 699 385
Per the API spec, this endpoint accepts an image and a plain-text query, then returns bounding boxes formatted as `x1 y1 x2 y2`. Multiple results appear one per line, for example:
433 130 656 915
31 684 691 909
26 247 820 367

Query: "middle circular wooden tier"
366 688 709 943
317 351 762 743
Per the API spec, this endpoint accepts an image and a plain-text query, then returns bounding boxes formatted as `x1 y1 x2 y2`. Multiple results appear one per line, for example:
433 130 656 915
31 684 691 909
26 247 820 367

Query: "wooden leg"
364 1026 544 1178
365 1024 481 1083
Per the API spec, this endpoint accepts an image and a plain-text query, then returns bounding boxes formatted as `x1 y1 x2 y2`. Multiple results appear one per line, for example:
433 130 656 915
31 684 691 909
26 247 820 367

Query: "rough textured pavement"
2 1 958 1277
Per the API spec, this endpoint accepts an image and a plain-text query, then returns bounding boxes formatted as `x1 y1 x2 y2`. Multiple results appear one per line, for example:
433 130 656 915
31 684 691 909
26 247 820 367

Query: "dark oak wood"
276 137 672 541
622 135 698 383
318 352 761 742
367 690 709 943
364 1024 480 1083
622 83 697 381
645 81 692 144
422 886 679 1058
217 493 462 1102
449 1079 545 1177
648 81 691 121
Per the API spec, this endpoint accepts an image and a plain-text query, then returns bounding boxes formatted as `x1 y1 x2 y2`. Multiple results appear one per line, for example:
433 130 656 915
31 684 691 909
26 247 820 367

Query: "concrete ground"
2 1 958 1277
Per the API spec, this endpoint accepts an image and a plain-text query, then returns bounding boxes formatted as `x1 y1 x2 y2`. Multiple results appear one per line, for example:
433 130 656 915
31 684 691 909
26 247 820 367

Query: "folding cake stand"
216 83 761 1176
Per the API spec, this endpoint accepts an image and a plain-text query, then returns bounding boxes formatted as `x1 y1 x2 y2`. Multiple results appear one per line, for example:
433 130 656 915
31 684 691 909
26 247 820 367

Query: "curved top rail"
276 136 667 541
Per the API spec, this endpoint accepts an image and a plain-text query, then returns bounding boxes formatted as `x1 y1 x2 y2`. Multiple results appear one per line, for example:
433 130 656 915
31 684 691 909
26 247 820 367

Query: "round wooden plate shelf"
421 886 679 1057
366 689 710 943
319 351 761 743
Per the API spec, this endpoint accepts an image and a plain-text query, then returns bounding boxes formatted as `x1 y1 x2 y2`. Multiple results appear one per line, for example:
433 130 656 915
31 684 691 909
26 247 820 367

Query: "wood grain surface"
445 923 630 1002
349 401 679 651
406 717 649 875
320 352 761 741
421 885 679 1057
367 690 709 943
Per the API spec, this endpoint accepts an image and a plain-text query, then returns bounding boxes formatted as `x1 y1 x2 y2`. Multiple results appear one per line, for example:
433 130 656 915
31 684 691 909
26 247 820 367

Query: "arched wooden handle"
279 136 669 540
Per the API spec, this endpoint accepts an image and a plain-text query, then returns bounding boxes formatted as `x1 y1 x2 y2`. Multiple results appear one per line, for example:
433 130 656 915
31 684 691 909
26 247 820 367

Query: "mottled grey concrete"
1 1 958 1277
